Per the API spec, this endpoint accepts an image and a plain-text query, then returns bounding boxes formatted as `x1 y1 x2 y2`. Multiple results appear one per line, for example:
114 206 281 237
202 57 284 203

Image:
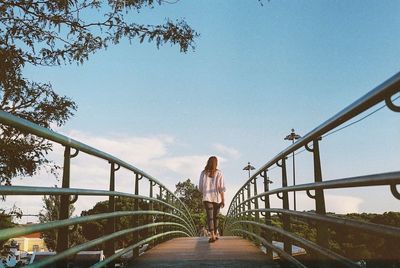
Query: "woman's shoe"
208 237 216 243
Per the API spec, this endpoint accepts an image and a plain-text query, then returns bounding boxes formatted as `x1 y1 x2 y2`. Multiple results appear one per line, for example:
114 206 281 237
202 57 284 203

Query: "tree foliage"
0 0 198 186
38 193 85 251
0 0 198 67
0 206 19 251
174 178 203 214
267 212 400 267
174 178 209 233
80 197 151 250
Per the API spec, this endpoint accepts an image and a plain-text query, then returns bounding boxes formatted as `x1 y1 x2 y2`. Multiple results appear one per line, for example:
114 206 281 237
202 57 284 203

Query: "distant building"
9 232 48 253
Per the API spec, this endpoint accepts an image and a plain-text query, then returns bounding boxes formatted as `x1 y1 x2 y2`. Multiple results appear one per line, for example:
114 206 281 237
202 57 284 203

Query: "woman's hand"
220 200 225 208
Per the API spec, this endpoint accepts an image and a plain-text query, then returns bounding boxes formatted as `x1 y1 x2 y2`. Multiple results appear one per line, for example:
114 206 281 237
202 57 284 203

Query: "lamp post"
284 128 301 211
243 162 255 178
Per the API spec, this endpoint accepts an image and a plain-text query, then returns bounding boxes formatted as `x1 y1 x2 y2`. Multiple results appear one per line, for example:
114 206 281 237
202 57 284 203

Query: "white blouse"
198 169 226 203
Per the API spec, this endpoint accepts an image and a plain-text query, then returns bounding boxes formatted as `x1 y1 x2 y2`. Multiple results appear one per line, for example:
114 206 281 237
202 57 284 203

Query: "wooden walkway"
129 236 280 268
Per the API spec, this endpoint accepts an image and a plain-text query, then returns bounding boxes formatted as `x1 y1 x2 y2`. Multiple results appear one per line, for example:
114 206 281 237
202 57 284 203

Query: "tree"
80 197 151 250
38 193 85 251
175 179 203 214
0 206 20 251
174 179 206 232
0 0 198 185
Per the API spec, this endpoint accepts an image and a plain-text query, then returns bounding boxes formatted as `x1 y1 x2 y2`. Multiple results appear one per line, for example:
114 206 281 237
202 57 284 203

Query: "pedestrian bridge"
130 236 279 267
1 73 400 267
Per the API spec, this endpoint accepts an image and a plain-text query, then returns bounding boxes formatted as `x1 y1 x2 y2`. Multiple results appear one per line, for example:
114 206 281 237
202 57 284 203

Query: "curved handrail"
225 72 400 267
28 223 190 268
230 229 307 268
0 110 195 232
0 185 195 234
231 71 400 202
0 211 193 241
230 222 358 268
91 230 188 268
0 109 197 265
234 171 400 213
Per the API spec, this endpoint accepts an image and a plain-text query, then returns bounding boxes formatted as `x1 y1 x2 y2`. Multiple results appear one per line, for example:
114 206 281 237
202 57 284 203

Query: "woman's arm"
219 172 226 207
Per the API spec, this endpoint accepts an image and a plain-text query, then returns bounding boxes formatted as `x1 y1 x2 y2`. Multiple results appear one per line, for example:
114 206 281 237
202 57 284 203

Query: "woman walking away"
198 156 226 243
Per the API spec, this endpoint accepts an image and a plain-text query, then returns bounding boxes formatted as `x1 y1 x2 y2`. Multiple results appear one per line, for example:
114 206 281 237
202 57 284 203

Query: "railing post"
56 146 72 267
159 186 164 242
105 162 116 261
133 173 141 257
246 183 254 240
166 192 171 240
149 180 155 249
262 170 273 261
252 177 260 237
312 139 330 268
240 189 246 238
253 177 260 231
280 158 292 255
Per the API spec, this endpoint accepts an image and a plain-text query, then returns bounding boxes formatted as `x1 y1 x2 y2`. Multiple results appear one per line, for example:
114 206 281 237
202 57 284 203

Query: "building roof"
15 232 41 239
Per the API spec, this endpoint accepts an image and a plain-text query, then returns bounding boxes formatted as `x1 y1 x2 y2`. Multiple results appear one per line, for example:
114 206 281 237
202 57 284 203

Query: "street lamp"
284 128 301 211
243 162 255 179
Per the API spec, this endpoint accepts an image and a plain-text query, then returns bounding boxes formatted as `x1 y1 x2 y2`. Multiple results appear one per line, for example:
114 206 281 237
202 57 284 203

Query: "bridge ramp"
129 236 279 268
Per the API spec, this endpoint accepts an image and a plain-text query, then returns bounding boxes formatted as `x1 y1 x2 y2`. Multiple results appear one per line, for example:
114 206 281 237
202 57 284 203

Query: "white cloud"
213 143 241 159
154 155 209 181
66 130 172 165
3 130 212 220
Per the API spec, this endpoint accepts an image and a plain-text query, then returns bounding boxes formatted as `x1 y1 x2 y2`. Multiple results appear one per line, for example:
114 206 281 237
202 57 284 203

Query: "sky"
4 0 400 222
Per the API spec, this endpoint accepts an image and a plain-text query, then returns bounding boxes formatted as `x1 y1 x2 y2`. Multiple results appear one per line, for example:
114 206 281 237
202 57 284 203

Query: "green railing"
0 111 196 267
224 72 400 268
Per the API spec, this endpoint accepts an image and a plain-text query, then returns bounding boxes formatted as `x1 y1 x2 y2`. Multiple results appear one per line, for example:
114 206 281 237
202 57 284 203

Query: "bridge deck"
129 236 279 268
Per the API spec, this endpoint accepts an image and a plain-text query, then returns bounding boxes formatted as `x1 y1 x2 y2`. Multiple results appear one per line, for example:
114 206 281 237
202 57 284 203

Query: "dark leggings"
203 201 221 233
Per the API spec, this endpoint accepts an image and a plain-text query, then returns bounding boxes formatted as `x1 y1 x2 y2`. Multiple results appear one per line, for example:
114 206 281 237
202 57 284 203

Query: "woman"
198 156 226 243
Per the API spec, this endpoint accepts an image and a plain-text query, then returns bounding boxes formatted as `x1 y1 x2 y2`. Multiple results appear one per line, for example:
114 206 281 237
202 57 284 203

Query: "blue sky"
10 0 400 219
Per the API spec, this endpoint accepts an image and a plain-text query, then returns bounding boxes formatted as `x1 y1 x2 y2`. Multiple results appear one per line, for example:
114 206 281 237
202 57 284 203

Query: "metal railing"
0 111 196 267
224 72 400 268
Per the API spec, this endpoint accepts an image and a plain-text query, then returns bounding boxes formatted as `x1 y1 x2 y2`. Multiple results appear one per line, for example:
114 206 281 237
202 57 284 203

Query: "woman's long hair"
204 156 218 178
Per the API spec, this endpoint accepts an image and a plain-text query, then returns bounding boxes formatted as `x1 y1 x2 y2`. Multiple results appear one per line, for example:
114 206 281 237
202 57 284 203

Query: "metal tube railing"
0 109 197 266
230 222 359 268
28 223 190 268
0 211 193 241
231 71 400 202
234 171 400 212
0 110 196 233
0 186 196 235
225 72 400 267
230 208 400 239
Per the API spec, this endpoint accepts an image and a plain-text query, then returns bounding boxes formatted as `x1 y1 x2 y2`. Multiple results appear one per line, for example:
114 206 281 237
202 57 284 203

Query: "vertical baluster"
235 193 240 235
105 162 116 260
253 177 260 237
149 180 155 249
159 186 164 242
166 192 170 241
312 139 329 268
246 183 253 240
262 170 273 261
133 173 141 257
280 158 292 255
56 146 71 267
240 189 245 238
